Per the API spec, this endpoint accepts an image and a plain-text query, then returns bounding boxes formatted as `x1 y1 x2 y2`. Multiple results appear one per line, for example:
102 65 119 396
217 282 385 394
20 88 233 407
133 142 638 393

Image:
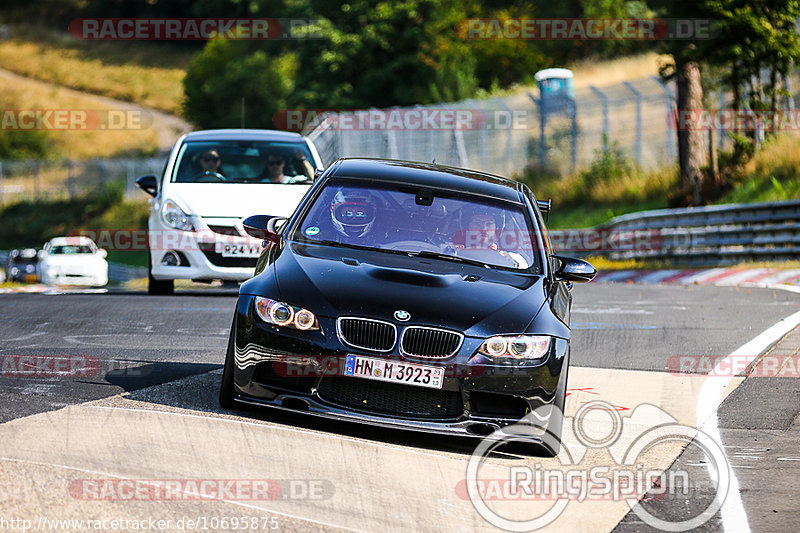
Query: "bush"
0 129 50 159
579 141 634 187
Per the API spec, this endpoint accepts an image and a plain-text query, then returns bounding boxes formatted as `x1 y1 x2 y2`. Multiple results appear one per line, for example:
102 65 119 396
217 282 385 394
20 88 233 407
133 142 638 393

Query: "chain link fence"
0 156 164 205
305 73 800 178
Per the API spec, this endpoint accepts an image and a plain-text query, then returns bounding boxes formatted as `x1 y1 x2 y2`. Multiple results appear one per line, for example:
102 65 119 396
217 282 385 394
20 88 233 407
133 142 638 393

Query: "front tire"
147 254 174 295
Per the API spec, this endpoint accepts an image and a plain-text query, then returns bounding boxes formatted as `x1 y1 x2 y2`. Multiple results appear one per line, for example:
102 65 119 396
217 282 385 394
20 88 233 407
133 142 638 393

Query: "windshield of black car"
170 140 315 183
291 180 542 272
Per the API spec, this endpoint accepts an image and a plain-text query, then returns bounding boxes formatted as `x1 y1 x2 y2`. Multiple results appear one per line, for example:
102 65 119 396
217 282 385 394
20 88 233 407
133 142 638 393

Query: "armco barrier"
554 199 800 265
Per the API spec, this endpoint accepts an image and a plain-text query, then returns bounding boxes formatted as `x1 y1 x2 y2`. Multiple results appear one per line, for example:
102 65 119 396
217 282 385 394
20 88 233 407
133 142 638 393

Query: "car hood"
164 183 310 218
42 255 104 264
265 243 547 336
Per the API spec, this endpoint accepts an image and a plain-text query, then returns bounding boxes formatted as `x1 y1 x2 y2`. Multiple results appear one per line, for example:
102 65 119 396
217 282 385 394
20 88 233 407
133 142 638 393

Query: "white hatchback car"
40 236 109 286
136 129 324 295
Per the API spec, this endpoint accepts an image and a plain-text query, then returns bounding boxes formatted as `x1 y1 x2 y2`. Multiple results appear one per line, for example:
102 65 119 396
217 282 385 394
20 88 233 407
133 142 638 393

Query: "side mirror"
98 249 108 259
552 255 596 283
242 215 287 243
136 175 158 197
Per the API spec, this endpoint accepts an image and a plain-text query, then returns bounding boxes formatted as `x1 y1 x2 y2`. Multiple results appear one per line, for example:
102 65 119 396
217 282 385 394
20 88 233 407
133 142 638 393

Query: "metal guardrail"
558 199 800 264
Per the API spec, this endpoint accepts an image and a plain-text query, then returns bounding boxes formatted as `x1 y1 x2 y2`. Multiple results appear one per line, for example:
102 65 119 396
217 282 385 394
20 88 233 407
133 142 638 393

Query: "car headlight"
161 199 195 231
254 297 319 331
478 335 551 361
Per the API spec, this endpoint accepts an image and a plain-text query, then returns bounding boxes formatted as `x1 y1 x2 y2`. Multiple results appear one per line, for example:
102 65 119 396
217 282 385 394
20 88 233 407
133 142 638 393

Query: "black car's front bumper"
229 295 569 438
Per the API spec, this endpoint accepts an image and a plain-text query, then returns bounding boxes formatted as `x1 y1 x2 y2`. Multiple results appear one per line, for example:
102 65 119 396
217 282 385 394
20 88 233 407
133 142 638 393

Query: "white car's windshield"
50 245 94 254
171 140 315 184
292 180 542 272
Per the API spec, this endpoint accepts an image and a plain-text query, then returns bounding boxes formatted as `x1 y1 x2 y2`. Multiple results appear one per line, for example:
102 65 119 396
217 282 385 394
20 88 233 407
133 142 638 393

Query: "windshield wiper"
407 250 490 268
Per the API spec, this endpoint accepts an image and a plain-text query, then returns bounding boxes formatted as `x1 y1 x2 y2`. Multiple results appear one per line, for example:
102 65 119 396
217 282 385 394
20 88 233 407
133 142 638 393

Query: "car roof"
183 129 306 142
325 158 525 203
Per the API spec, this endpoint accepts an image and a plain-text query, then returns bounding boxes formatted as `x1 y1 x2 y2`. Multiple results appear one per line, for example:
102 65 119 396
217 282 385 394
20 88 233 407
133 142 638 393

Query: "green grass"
720 135 800 203
0 24 191 114
0 183 150 267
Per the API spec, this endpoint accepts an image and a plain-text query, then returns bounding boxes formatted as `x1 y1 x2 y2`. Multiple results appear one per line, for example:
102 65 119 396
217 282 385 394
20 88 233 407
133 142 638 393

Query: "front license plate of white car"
216 243 262 257
344 355 444 389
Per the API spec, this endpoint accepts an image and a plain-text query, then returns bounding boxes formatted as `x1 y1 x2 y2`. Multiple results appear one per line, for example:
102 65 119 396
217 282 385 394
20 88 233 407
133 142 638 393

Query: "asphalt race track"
0 283 798 532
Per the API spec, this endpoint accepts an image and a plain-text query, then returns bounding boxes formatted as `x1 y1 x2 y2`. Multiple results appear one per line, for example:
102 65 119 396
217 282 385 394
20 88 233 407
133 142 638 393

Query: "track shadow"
121 370 521 459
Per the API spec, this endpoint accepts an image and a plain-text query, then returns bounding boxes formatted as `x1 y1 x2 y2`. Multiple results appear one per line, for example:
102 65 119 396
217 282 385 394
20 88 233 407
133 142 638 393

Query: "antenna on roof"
431 159 436 164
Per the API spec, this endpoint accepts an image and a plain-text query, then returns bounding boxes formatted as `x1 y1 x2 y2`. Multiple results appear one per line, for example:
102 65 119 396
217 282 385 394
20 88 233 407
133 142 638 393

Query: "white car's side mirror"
98 249 108 259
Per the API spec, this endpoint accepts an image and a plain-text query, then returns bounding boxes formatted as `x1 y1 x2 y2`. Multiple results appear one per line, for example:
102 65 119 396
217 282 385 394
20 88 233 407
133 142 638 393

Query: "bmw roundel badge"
394 310 411 322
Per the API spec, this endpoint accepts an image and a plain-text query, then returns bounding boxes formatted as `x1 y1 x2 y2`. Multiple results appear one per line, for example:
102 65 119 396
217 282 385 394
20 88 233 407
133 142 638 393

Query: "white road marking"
697 304 800 533
20 384 56 395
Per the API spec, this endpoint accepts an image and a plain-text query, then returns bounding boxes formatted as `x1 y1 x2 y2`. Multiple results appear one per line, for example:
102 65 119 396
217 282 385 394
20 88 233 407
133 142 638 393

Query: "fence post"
525 92 546 171
570 97 578 172
126 160 136 197
785 72 795 112
589 86 610 152
651 75 675 164
451 129 469 168
494 98 514 176
67 160 76 199
29 159 40 200
717 88 726 150
622 81 643 166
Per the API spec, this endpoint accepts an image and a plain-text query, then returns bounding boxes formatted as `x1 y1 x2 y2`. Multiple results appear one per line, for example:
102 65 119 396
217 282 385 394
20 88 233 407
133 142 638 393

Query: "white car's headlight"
479 335 551 361
161 199 195 231
254 297 319 331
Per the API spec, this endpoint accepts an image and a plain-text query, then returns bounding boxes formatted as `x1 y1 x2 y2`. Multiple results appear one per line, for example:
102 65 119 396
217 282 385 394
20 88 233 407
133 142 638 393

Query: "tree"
288 0 478 108
183 39 297 129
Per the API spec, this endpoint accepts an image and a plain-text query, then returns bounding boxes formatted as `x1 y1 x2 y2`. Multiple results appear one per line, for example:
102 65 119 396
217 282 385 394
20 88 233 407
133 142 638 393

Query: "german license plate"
344 355 444 389
215 242 262 258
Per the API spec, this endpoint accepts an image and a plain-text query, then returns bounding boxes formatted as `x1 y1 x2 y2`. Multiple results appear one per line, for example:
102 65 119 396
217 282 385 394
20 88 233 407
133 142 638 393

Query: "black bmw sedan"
219 158 595 455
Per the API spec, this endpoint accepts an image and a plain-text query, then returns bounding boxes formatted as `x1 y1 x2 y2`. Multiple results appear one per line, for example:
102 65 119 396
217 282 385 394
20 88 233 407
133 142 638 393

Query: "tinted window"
292 179 540 272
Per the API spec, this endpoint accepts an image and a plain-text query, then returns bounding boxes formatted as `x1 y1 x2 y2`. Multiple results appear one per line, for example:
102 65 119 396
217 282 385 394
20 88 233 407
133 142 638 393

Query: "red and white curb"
593 268 800 286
